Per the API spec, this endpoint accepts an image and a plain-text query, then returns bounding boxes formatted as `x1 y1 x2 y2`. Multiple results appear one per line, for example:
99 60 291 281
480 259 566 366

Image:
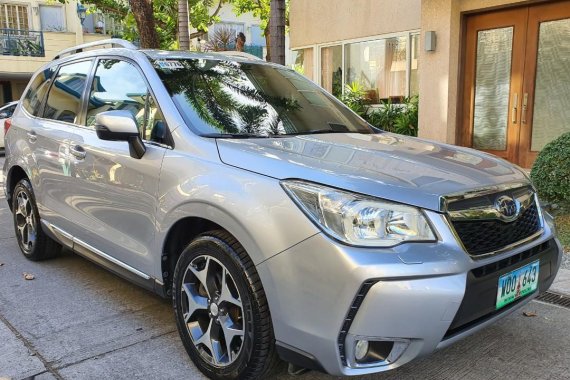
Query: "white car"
0 101 17 149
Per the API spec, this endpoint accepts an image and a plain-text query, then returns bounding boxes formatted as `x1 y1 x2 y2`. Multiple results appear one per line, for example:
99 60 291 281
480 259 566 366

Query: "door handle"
70 145 86 160
522 93 528 124
511 93 518 124
27 131 37 143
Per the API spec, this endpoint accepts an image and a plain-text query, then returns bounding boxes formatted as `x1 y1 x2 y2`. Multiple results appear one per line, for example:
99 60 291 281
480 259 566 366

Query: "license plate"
496 260 540 310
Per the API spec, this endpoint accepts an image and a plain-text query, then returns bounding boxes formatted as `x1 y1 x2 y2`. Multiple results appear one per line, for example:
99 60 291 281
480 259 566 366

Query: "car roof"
49 46 278 71
1 101 18 109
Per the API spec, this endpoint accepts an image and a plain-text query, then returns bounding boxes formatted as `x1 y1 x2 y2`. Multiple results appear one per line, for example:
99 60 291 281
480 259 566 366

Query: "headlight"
281 180 436 247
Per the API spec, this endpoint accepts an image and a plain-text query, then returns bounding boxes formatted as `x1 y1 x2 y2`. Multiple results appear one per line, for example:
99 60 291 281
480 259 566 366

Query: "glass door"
462 1 570 168
461 8 528 164
518 2 570 168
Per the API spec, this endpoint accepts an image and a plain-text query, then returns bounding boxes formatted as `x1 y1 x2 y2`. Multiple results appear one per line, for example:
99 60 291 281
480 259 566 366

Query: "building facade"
290 0 570 168
0 0 107 104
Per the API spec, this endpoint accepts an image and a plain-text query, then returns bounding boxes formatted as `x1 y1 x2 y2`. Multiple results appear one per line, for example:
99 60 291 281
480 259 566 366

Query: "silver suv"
3 39 562 379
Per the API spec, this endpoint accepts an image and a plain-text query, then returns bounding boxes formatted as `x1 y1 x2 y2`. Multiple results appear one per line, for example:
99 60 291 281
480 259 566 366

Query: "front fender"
154 151 319 279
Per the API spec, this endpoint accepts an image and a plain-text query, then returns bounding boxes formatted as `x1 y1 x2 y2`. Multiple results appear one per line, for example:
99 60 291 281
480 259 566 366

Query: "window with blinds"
0 4 30 30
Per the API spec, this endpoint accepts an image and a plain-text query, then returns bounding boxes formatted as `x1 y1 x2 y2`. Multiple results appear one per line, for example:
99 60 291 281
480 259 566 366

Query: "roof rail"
218 51 264 61
54 38 137 60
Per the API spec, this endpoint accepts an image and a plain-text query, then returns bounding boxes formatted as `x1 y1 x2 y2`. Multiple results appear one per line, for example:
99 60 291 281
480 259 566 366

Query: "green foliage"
530 132 570 206
189 0 222 33
338 83 419 137
340 81 368 118
232 0 270 31
232 0 289 35
73 0 230 49
368 99 402 133
393 96 419 136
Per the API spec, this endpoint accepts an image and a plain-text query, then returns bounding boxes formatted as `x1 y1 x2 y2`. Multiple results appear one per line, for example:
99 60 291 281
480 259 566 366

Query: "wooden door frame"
458 8 529 163
518 1 570 168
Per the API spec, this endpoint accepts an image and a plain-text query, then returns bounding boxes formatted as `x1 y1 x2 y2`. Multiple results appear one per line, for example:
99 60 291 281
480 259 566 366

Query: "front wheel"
173 230 281 380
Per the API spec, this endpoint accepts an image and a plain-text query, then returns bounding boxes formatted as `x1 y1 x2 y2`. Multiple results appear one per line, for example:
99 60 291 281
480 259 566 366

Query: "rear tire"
12 179 60 261
173 230 281 380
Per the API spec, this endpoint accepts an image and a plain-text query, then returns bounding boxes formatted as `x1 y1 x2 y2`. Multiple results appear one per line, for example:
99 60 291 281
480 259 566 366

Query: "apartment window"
410 33 420 96
290 48 314 81
345 36 408 103
0 4 29 30
298 32 420 103
39 5 65 32
321 45 342 98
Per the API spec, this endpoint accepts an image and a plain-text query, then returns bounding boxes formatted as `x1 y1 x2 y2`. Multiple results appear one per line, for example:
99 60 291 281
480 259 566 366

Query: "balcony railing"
0 29 45 57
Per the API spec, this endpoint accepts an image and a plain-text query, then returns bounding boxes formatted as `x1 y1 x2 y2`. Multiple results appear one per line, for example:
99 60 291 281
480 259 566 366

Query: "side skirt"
41 220 166 297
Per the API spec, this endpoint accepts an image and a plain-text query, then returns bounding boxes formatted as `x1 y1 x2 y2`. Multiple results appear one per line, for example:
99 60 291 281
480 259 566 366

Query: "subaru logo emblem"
494 195 521 222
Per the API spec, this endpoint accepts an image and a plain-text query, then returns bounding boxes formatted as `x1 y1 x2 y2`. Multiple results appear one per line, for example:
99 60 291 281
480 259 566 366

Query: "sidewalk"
550 267 570 295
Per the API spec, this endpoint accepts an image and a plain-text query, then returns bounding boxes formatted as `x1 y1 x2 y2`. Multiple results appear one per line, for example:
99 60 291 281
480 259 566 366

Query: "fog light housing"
354 340 369 361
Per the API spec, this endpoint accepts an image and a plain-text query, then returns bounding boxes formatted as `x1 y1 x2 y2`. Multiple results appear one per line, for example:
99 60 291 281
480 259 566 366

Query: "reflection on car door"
20 62 93 235
67 58 168 276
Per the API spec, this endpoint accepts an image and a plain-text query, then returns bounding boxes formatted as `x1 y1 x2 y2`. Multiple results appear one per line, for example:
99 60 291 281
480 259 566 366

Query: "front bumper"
256 210 562 376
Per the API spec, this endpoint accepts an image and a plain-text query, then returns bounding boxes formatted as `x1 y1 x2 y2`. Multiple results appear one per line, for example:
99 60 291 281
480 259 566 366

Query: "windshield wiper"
286 129 350 136
202 133 269 139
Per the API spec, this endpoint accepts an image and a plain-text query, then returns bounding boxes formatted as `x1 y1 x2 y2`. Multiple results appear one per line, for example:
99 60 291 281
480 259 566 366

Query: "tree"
128 0 160 47
269 0 285 64
188 0 227 40
178 0 190 50
72 0 161 48
77 0 220 50
232 0 288 62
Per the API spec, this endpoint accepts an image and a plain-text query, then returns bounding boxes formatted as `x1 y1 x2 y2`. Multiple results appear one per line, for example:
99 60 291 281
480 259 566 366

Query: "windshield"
152 58 374 137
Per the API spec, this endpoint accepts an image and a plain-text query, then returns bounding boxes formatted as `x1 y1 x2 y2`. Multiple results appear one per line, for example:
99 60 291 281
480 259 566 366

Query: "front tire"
12 179 60 261
173 230 280 380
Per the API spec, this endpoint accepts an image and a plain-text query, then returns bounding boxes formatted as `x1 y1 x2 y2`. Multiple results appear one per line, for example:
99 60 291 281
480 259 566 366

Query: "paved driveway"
1 155 569 380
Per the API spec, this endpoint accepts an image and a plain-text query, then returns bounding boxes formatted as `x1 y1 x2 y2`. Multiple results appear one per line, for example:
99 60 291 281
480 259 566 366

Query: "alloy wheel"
14 190 36 252
181 255 245 367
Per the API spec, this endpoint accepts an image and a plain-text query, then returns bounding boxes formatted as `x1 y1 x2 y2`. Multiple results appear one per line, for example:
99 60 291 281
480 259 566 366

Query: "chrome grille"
444 186 543 257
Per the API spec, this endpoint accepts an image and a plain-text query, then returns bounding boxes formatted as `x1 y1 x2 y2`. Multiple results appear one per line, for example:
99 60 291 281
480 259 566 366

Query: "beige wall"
291 0 546 145
417 0 542 144
290 0 421 48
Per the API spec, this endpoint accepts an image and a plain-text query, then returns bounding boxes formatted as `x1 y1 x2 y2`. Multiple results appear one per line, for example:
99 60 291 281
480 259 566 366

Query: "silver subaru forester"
3 39 562 379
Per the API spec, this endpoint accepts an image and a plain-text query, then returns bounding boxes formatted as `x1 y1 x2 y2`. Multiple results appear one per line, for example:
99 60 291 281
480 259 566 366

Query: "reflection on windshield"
153 59 373 137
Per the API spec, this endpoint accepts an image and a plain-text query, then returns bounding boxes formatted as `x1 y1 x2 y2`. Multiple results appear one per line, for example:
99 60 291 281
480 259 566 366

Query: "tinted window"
22 67 56 116
43 60 92 124
1 104 16 118
86 59 167 144
153 59 373 137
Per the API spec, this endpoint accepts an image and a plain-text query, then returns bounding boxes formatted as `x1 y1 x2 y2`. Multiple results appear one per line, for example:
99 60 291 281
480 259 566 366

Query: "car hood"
216 133 529 212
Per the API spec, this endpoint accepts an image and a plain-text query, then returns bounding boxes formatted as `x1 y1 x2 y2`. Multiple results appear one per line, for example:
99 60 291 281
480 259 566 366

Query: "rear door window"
22 67 56 116
43 60 93 124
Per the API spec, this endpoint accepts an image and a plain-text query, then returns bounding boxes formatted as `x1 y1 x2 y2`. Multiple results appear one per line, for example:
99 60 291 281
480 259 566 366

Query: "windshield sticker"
155 60 185 70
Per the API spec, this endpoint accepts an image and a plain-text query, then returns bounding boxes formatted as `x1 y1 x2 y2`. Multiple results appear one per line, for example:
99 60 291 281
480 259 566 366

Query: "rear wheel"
12 179 60 261
173 230 280 380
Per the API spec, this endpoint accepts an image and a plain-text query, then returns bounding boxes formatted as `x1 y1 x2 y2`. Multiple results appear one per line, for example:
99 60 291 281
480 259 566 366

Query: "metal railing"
0 29 45 57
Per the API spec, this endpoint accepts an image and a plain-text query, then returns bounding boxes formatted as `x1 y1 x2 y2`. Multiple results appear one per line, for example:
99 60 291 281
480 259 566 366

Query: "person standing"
235 32 246 52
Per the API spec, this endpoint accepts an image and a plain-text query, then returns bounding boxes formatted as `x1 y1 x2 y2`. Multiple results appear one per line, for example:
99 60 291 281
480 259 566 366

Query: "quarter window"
86 59 167 144
22 67 56 116
43 60 92 124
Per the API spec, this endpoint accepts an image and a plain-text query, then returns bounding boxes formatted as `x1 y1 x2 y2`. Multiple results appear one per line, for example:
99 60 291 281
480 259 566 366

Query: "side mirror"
95 110 146 159
0 112 8 119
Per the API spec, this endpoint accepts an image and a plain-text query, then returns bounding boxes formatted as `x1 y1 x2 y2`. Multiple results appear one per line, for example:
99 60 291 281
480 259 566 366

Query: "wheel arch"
6 165 30 211
159 204 265 297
